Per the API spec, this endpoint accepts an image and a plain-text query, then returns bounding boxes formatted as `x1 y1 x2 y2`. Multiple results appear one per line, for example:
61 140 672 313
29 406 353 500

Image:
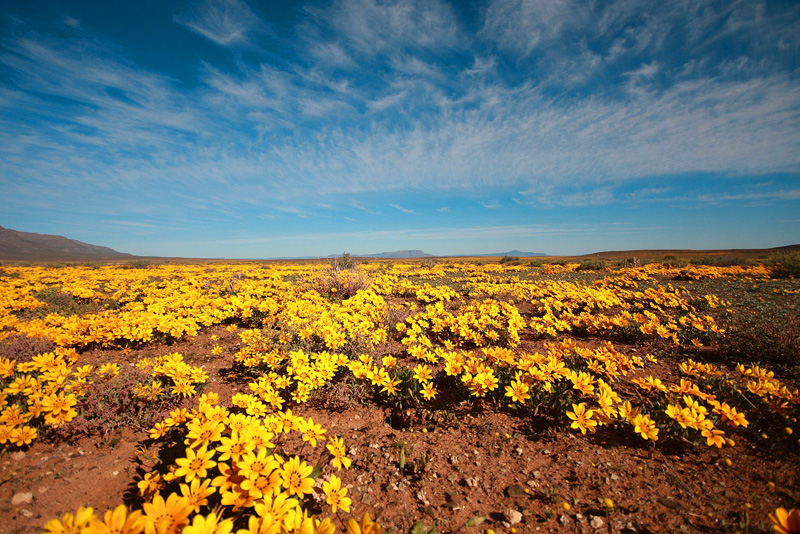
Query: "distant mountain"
581 245 800 258
0 225 134 261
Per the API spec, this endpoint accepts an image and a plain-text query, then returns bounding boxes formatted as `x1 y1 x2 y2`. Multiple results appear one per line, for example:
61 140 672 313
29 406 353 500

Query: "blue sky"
1 0 799 258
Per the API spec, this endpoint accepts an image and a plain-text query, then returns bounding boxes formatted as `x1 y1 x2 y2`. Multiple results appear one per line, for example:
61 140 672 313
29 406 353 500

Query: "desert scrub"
29 286 100 317
311 373 374 411
719 292 800 368
0 333 55 363
767 250 800 278
661 255 688 268
49 363 192 442
499 255 522 265
314 252 372 298
577 258 607 271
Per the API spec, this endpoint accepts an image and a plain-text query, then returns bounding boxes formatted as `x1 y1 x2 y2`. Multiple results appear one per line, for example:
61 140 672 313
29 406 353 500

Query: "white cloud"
517 186 616 207
390 203 415 214
313 0 461 56
175 0 261 47
481 0 573 56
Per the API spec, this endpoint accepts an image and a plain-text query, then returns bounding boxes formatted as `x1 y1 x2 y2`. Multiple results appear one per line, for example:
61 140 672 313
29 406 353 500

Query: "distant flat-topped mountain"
0 225 133 261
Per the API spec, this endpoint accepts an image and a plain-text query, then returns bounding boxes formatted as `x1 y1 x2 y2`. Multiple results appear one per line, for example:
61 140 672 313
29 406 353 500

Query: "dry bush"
314 253 371 298
767 250 800 278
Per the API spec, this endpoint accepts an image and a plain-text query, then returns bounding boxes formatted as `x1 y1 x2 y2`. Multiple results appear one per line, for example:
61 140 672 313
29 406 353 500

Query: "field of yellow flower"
0 258 798 533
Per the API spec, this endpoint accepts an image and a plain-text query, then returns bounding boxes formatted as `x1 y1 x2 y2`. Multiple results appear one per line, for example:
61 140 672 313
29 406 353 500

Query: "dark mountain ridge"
0 225 133 261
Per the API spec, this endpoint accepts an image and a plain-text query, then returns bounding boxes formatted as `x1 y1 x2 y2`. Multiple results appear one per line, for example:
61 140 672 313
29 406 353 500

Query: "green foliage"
409 521 437 534
577 258 607 271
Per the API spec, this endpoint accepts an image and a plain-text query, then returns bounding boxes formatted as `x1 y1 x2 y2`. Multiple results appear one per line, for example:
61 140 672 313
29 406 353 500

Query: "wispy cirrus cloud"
175 0 262 47
390 203 415 214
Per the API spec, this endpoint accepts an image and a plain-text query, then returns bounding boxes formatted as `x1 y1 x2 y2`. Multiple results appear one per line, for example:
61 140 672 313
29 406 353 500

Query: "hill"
0 225 134 261
579 245 800 260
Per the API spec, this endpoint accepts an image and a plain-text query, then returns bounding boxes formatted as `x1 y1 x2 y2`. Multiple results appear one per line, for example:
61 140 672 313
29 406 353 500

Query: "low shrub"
767 251 800 278
720 298 800 368
577 258 607 271
314 253 371 298
0 334 55 363
661 255 688 268
124 259 152 269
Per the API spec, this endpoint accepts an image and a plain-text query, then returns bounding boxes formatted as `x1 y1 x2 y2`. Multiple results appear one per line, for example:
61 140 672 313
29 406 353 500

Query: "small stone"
657 497 682 510
504 508 523 525
11 451 25 461
559 515 572 526
112 470 120 476
575 513 586 524
360 493 372 505
465 477 480 488
515 447 523 455
12 492 33 506
542 449 551 455
610 474 620 481
590 516 605 529
20 509 34 518
447 475 459 483
505 484 527 498
443 491 462 509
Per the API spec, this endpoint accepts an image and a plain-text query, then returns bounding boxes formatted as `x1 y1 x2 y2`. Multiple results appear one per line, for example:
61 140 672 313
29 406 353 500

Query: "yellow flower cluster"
135 352 209 399
45 394 377 534
1 348 87 448
398 299 526 348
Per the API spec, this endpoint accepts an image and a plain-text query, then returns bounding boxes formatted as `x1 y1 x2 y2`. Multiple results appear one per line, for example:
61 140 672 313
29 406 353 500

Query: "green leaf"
309 465 323 480
465 517 485 527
